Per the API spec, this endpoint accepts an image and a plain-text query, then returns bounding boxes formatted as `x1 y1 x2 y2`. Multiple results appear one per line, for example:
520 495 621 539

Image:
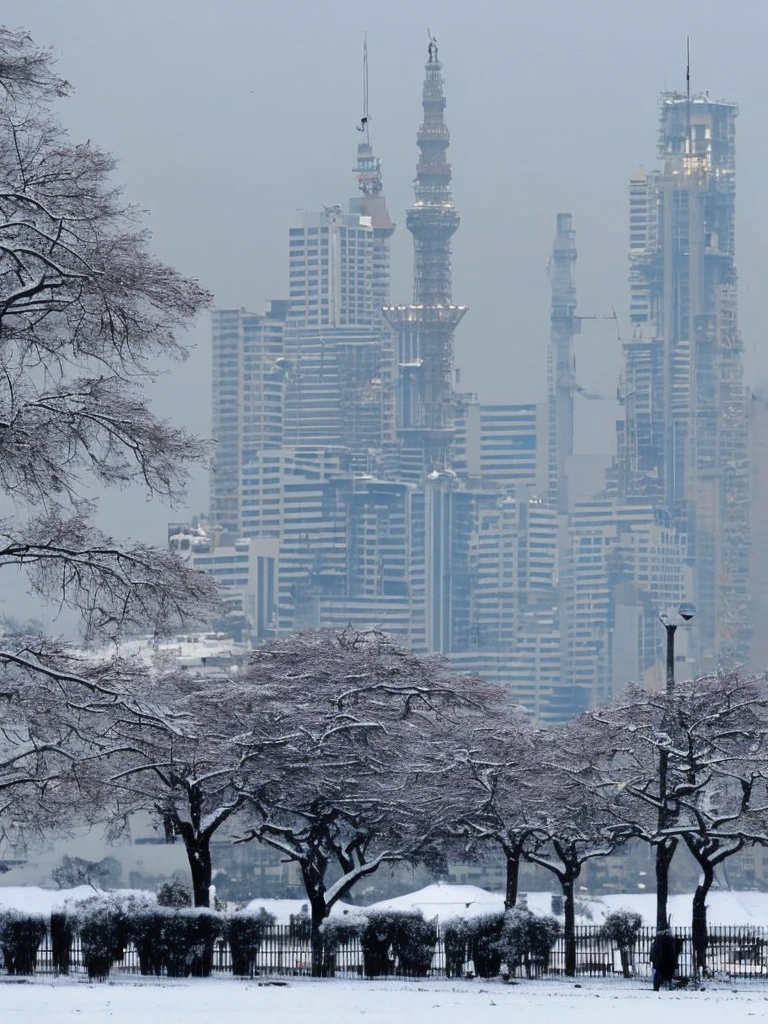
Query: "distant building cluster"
171 44 759 722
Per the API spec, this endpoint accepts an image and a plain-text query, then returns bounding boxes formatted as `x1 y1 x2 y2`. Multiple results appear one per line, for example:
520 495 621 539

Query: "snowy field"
2 977 768 1024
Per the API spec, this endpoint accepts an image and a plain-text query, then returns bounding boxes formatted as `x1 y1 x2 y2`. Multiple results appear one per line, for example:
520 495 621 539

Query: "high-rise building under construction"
616 92 750 670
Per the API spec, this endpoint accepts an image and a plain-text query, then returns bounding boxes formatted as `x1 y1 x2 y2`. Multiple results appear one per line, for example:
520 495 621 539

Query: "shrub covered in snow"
129 908 166 976
443 912 509 978
600 908 643 978
50 909 75 975
68 891 220 979
126 905 222 978
225 908 276 977
360 910 437 978
156 879 192 909
161 909 220 978
0 910 47 975
600 908 643 949
496 907 560 978
468 913 506 978
394 913 438 976
289 907 311 941
77 903 123 981
442 916 471 977
73 894 139 981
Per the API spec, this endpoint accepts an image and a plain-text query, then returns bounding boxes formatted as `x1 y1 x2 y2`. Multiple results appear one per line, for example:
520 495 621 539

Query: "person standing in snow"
649 929 679 991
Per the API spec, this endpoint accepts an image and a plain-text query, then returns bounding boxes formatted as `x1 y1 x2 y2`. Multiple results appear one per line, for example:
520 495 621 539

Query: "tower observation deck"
383 37 467 477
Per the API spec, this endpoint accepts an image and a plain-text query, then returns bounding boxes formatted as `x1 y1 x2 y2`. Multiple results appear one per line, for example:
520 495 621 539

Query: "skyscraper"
200 40 562 723
210 301 288 537
615 93 750 670
548 213 580 515
281 98 396 468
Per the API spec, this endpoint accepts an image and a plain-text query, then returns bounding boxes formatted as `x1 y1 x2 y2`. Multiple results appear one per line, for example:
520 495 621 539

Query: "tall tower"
383 36 467 479
348 37 395 312
407 34 459 307
616 91 750 671
547 213 580 514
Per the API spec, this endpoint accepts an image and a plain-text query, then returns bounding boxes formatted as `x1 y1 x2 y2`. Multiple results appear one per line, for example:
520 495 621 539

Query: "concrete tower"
383 36 467 479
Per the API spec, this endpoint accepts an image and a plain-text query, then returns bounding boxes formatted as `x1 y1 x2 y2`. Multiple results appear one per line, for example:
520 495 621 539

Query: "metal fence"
11 924 768 981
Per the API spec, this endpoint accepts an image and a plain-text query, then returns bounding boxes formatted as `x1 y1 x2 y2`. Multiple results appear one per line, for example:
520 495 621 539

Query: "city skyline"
6 2 767 559
192 37 755 721
2 6 764 668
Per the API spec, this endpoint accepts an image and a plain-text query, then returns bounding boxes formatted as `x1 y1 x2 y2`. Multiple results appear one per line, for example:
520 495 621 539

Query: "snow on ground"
0 886 110 914
1 977 766 1024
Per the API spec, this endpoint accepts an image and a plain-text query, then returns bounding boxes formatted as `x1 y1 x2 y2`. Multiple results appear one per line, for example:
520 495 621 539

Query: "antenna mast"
686 35 692 160
361 33 369 143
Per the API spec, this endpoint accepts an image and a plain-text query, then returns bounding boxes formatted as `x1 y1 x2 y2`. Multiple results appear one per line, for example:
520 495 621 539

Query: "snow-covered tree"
89 662 297 907
233 628 503 975
0 24 216 668
0 669 81 856
521 717 620 976
588 673 768 971
439 706 539 909
0 25 217 841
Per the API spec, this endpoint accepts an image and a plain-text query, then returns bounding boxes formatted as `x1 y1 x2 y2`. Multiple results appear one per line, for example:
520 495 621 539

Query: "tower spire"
353 34 388 205
349 36 394 309
407 33 459 305
382 37 467 478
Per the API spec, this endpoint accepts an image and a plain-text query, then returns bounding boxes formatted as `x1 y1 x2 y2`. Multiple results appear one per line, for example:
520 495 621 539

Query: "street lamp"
658 602 695 694
654 602 696 935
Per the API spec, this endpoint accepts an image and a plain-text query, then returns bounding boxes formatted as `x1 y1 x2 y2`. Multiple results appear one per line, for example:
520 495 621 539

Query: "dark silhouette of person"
649 929 679 991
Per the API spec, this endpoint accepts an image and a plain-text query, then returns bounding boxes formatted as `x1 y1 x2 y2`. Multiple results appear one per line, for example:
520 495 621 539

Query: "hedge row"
0 903 564 982
442 908 561 978
0 901 276 981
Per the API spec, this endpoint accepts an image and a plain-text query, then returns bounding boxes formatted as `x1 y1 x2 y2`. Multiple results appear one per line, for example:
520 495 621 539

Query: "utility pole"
655 602 695 931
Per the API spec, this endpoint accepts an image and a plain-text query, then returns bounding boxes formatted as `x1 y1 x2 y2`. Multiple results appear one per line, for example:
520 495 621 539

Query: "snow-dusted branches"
433 707 539 908
0 25 217 693
0 28 69 102
585 672 768 960
0 506 217 641
230 628 507 975
0 109 211 506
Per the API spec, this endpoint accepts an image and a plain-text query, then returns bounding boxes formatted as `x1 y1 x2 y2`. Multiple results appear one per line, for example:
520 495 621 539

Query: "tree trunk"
692 861 714 978
562 875 576 977
655 837 677 931
619 947 632 979
184 835 212 908
309 895 327 978
505 852 520 910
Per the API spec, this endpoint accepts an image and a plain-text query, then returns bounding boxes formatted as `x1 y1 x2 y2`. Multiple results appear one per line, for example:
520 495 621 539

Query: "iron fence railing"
6 923 768 980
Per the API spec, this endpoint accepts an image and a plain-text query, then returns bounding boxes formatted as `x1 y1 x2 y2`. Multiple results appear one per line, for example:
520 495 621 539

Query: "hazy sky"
7 0 768 557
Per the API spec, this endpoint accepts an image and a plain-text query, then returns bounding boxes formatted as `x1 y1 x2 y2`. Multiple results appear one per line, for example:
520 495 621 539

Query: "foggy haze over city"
7 10 768 992
7 0 768 545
